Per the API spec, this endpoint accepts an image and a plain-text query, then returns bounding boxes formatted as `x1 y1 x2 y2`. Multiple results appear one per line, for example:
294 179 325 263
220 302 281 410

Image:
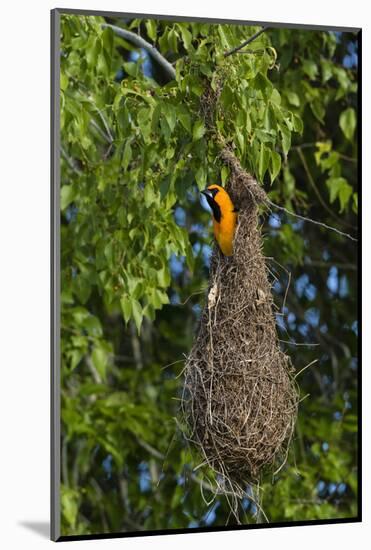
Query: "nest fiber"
182 149 299 494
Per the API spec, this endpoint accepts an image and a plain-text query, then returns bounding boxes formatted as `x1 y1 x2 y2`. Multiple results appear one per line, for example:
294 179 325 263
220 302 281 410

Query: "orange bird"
201 184 238 256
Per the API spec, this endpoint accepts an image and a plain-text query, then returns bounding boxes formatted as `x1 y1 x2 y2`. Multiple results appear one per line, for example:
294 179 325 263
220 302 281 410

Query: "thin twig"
97 108 114 142
176 287 208 306
136 437 165 460
266 199 358 242
61 146 82 174
86 356 102 384
294 359 319 379
293 143 357 163
90 119 111 143
224 27 270 58
298 393 311 404
279 339 320 347
235 48 265 55
161 358 186 371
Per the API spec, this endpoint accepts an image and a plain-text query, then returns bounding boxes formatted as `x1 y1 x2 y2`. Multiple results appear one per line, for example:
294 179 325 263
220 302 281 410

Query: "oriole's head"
201 184 234 223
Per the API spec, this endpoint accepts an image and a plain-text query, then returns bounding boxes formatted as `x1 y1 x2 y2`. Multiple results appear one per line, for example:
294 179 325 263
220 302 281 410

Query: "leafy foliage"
59 14 358 535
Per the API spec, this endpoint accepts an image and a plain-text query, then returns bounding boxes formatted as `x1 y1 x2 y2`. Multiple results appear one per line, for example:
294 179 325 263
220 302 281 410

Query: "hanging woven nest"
182 147 299 497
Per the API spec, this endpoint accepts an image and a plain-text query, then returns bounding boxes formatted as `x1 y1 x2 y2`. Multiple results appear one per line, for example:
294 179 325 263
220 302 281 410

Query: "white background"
0 0 368 548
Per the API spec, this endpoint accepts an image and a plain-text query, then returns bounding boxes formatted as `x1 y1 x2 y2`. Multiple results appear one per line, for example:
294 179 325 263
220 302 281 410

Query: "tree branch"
61 146 82 175
136 437 165 461
293 143 357 163
224 27 270 58
96 108 114 142
90 119 111 144
102 23 176 82
266 199 358 242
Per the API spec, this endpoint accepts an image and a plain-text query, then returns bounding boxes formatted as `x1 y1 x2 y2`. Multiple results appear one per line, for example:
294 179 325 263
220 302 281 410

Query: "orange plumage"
201 184 237 256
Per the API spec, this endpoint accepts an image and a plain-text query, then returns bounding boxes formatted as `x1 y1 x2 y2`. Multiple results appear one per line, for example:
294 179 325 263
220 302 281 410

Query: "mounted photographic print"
51 8 361 542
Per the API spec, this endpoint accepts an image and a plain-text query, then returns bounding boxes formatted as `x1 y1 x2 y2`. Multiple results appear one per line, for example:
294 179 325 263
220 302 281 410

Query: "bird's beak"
201 189 212 200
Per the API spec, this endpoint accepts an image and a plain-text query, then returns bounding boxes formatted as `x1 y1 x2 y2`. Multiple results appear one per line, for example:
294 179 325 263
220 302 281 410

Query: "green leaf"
153 289 169 308
314 140 332 165
97 51 109 76
302 60 318 80
337 183 353 213
151 103 161 133
292 113 303 134
84 315 103 336
86 37 101 67
160 117 171 141
92 345 108 381
195 165 206 189
320 151 340 171
264 104 276 131
255 129 275 144
190 78 204 97
218 26 232 49
137 108 152 140
132 299 143 333
253 73 273 99
178 25 192 50
123 61 139 77
326 177 353 212
270 89 281 105
144 184 156 207
142 303 155 321
73 275 92 305
61 486 79 529
104 240 114 267
122 140 132 170
221 165 229 185
286 91 300 107
236 128 245 155
67 349 84 371
270 150 282 184
157 264 171 287
221 84 234 107
128 277 143 299
158 29 169 52
339 108 356 141
61 185 75 211
168 28 179 52
185 243 195 272
310 99 325 123
102 27 114 55
177 106 192 133
192 120 206 141
160 175 171 199
258 143 270 181
60 72 69 91
334 67 350 90
120 295 132 324
163 104 176 132
320 59 333 83
145 20 157 41
280 125 291 156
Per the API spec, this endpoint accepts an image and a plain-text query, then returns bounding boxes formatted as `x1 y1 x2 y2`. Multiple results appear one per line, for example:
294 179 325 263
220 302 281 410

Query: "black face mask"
201 189 221 222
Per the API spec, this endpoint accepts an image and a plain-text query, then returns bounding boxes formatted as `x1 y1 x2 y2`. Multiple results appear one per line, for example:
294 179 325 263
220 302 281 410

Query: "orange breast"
213 210 237 256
